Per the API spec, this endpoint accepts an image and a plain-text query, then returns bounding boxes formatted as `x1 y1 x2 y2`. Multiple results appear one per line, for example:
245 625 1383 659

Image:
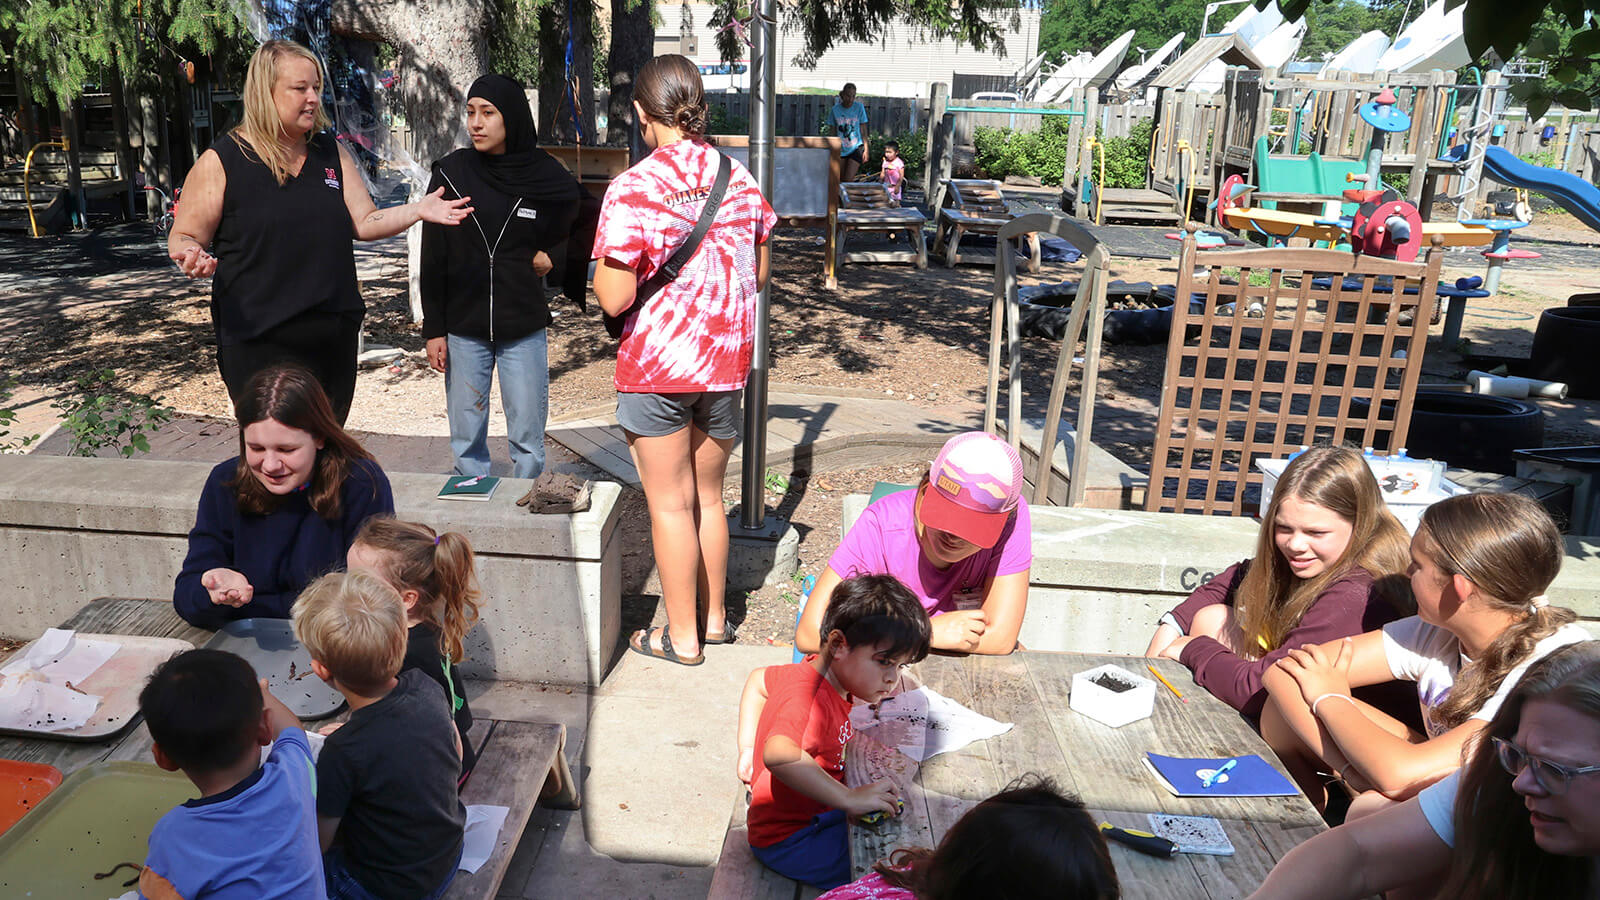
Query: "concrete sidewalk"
471 643 789 898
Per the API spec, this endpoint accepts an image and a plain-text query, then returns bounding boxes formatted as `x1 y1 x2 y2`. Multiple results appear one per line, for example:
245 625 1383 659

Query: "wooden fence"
704 93 925 139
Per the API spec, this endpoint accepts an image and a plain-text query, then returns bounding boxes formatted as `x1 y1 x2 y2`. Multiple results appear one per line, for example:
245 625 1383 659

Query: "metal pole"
740 0 777 531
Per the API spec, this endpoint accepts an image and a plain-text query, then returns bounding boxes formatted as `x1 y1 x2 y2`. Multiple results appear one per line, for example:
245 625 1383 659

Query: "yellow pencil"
1147 664 1187 703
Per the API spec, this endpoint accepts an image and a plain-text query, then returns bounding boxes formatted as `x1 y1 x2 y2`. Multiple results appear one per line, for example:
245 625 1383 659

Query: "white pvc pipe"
1469 370 1570 399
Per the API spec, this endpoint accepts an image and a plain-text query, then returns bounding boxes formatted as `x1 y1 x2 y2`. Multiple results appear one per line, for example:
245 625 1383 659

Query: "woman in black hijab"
420 74 592 478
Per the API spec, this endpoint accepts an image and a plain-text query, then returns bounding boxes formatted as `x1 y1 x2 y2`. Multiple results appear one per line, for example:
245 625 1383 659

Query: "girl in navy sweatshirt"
173 364 393 628
1145 446 1413 720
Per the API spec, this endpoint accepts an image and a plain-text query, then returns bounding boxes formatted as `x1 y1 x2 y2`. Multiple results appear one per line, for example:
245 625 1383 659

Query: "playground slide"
1483 145 1600 234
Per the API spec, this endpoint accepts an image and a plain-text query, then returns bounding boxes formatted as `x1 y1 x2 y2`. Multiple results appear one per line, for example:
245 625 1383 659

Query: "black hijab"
465 74 578 210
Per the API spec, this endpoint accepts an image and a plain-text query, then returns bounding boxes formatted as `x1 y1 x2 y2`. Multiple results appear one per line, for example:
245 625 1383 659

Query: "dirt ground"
4 204 1598 650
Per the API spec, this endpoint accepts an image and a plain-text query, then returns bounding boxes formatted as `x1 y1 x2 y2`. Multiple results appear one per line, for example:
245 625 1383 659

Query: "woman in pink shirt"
592 55 777 667
795 432 1032 657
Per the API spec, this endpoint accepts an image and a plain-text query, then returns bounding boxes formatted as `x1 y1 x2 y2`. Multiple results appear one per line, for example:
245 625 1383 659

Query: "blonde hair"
1418 492 1574 731
351 517 482 663
234 40 332 186
292 570 407 695
1235 446 1412 658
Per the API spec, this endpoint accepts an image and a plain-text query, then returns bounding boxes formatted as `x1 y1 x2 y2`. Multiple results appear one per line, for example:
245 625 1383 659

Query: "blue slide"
1482 145 1600 234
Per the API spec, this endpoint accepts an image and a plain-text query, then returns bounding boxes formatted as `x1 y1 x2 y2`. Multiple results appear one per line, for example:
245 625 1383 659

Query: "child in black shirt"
345 516 483 780
293 570 466 900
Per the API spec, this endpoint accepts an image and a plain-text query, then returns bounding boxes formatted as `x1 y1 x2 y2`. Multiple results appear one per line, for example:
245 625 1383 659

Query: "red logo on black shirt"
324 168 340 189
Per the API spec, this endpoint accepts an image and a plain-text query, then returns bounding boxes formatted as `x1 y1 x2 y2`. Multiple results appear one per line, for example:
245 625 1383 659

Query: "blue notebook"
1143 753 1298 798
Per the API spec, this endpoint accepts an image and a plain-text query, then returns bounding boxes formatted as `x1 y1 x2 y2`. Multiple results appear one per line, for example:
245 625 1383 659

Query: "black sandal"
703 622 738 645
628 626 704 666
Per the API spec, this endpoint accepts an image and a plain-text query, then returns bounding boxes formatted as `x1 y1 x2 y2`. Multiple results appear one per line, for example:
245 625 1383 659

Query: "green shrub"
0 381 39 455
1097 118 1155 190
50 369 172 458
708 104 749 136
972 115 1075 185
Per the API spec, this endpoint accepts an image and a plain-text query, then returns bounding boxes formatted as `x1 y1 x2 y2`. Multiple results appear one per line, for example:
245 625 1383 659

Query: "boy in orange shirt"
746 574 931 888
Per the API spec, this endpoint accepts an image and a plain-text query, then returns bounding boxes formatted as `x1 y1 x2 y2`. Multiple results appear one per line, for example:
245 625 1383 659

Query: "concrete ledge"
842 494 1600 655
0 456 622 686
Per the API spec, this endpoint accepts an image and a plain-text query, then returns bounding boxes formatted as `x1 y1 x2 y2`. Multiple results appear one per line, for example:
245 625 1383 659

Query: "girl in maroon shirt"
1146 446 1414 720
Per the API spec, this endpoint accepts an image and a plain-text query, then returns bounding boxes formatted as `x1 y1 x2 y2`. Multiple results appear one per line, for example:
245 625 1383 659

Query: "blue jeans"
324 847 461 900
445 330 548 479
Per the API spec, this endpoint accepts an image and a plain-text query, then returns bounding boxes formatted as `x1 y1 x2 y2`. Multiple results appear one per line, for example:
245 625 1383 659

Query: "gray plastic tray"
203 618 346 720
0 633 193 742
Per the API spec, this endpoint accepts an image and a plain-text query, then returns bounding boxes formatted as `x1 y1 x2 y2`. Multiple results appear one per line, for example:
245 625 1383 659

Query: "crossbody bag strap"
638 152 733 299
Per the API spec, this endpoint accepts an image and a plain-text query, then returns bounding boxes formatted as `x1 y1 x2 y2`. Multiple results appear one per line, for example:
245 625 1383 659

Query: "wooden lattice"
1144 237 1443 516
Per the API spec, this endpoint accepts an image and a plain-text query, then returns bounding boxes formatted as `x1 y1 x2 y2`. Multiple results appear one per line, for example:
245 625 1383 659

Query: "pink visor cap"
919 432 1025 549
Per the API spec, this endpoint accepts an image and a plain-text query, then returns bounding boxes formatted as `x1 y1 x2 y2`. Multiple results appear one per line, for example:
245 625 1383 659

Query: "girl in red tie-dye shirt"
593 54 777 667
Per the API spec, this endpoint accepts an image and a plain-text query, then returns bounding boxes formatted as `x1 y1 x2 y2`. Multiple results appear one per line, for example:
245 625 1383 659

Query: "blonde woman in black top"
168 39 472 422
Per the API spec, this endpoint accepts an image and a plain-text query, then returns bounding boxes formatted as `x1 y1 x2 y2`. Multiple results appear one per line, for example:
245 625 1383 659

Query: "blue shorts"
749 808 850 889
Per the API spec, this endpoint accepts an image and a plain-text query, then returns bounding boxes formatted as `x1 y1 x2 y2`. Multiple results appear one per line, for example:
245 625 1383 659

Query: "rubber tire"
1349 389 1544 475
1528 306 1600 399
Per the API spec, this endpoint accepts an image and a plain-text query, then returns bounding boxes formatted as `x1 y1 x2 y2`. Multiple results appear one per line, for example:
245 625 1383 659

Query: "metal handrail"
23 139 68 238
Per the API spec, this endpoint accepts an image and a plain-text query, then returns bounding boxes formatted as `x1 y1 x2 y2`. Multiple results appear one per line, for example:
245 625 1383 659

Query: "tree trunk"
332 0 491 169
537 0 598 144
606 0 655 147
332 0 494 321
108 65 138 219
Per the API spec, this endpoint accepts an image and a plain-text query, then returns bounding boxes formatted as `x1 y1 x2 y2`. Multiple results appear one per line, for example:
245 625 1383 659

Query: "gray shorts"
616 390 744 440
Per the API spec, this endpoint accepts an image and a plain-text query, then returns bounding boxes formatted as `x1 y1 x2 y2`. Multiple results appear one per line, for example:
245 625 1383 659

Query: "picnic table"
0 598 577 900
846 651 1325 899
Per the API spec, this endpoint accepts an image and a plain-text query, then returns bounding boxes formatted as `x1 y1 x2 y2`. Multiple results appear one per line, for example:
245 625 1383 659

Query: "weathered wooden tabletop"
846 651 1325 900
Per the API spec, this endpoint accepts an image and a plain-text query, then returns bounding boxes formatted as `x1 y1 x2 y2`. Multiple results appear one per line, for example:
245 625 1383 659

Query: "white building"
653 2 1041 97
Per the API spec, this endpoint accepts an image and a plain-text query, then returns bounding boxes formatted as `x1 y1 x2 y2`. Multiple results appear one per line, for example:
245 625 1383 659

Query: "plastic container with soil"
0 762 192 897
1528 306 1600 399
1347 389 1544 475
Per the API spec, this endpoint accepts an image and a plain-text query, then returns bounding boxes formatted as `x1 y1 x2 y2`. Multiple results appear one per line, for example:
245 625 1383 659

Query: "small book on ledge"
438 475 500 501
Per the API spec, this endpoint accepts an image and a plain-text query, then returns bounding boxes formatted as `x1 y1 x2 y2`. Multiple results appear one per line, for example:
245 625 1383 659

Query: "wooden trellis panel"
1144 237 1443 516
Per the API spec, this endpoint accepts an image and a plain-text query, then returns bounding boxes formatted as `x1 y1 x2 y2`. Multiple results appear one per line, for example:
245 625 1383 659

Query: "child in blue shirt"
140 649 325 900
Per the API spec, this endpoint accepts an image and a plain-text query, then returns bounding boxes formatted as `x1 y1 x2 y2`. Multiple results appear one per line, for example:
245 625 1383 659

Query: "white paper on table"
1 628 120 685
849 685 1012 761
458 804 511 873
260 728 327 766
0 676 101 731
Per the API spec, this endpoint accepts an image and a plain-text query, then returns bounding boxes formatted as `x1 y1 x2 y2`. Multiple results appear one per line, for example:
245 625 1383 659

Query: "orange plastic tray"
0 759 62 834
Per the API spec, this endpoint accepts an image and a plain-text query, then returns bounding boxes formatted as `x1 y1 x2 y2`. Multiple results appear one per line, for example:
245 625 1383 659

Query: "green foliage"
1520 148 1560 169
50 369 173 459
0 0 251 104
1499 8 1600 121
709 103 750 136
1040 0 1204 65
764 467 790 493
0 382 40 455
1297 0 1383 62
973 116 1072 185
1098 117 1155 190
710 0 1017 69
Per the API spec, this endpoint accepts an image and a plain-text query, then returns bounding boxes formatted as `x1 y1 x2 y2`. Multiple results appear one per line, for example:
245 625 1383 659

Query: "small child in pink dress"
879 142 905 204
816 779 1119 899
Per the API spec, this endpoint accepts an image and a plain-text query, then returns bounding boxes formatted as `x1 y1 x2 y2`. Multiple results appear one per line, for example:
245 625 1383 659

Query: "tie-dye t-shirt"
593 140 777 392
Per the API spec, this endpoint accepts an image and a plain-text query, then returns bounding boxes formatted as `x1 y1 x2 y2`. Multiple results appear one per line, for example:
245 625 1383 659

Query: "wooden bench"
443 718 579 899
834 182 928 271
933 178 1041 272
707 793 823 900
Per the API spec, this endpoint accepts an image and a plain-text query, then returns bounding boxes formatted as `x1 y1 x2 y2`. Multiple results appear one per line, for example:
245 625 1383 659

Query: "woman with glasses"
1248 640 1600 899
